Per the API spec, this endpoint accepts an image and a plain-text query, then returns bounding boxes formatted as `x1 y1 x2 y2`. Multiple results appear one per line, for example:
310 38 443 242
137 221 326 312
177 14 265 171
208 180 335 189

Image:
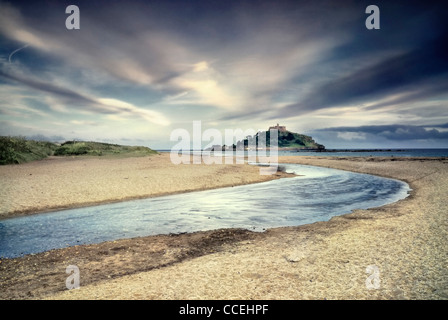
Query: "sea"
158 148 448 158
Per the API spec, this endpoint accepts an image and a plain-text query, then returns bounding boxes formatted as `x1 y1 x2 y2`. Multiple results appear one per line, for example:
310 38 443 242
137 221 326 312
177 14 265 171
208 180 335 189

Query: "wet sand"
1 155 447 300
0 153 288 219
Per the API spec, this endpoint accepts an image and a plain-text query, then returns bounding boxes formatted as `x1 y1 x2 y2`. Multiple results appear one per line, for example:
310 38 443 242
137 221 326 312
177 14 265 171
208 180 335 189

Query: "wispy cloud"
0 68 97 105
0 0 447 148
278 31 448 117
8 44 29 63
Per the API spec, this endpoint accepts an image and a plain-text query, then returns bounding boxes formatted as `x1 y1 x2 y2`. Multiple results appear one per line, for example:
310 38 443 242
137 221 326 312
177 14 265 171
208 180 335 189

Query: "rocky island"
206 124 326 152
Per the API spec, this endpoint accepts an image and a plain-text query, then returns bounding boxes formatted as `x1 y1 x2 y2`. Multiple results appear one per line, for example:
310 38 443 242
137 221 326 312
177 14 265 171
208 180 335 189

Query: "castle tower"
269 123 287 132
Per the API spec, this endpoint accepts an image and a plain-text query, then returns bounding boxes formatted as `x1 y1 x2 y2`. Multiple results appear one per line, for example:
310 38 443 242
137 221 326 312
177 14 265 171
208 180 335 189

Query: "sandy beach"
0 154 447 300
0 153 289 219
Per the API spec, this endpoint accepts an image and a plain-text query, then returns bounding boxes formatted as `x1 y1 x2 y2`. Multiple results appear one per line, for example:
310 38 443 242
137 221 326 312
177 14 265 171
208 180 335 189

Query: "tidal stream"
0 164 410 258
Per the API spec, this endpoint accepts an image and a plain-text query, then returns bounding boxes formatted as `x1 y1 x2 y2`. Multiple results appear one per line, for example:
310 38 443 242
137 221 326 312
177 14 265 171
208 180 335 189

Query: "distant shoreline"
157 148 448 158
157 148 448 151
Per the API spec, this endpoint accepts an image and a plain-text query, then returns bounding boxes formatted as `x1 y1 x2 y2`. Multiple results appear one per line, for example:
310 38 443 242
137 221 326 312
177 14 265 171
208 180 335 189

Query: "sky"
0 0 447 149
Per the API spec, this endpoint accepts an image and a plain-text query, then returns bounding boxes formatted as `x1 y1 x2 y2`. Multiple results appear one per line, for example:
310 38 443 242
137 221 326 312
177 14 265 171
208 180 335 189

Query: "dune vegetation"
0 136 158 165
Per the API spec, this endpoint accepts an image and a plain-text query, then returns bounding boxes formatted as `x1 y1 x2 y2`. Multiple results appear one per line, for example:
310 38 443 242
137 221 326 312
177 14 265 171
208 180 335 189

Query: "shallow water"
0 164 410 258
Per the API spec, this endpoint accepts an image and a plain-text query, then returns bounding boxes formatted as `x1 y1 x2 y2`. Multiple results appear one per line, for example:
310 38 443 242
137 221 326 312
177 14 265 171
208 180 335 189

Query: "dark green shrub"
54 142 90 155
0 136 28 164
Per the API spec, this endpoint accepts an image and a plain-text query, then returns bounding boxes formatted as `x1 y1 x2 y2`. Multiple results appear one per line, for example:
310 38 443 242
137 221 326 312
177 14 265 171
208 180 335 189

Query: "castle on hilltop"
269 123 287 132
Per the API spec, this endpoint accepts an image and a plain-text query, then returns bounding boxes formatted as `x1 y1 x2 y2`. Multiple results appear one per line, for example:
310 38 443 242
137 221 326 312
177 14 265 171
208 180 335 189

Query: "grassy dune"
0 136 158 165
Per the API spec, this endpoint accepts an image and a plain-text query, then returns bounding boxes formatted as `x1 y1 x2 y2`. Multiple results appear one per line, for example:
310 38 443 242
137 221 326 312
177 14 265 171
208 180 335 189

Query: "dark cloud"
317 124 448 141
426 123 448 129
363 81 448 111
0 69 96 106
281 30 448 116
